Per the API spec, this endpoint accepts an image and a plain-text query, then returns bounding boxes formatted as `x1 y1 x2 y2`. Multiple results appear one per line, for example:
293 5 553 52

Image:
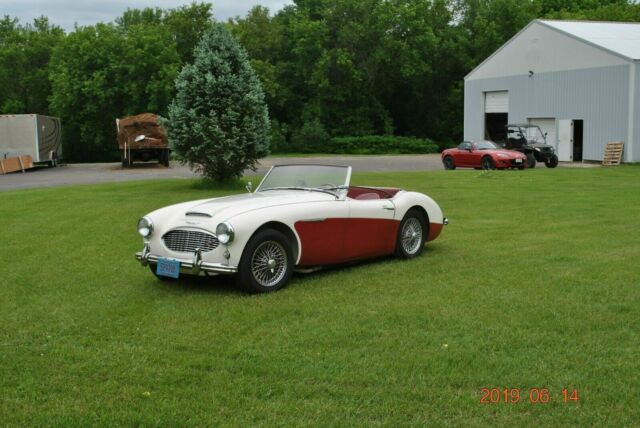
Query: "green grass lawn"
1 167 639 426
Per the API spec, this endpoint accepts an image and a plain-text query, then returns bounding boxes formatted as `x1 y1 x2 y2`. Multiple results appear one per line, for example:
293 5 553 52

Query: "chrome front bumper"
135 243 237 275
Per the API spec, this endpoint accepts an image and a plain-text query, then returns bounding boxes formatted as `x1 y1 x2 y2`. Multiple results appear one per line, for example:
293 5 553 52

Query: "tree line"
1 0 639 162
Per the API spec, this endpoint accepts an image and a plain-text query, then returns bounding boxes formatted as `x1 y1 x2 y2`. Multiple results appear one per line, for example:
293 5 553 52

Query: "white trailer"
0 114 62 166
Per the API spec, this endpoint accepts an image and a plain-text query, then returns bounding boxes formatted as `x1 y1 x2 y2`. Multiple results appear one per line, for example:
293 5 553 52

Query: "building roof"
539 20 640 61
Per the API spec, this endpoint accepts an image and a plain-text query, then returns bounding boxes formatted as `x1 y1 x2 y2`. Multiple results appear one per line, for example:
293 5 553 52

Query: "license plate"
515 158 523 163
156 257 180 278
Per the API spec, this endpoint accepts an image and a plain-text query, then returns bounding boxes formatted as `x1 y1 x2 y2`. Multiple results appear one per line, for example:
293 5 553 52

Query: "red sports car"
441 140 528 170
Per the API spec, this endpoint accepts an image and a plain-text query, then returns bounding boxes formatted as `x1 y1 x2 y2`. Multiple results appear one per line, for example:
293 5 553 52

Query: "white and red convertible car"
136 164 447 292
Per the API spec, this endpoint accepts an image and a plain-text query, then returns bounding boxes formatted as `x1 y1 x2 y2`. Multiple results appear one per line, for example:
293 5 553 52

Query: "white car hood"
179 190 336 221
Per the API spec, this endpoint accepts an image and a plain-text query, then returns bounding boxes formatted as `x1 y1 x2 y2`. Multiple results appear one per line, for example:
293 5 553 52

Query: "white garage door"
484 91 509 113
528 118 556 148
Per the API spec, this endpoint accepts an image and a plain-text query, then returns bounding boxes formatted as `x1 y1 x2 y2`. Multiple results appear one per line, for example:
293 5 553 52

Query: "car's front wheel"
443 156 456 170
545 154 559 168
236 229 294 293
481 156 495 170
395 209 428 259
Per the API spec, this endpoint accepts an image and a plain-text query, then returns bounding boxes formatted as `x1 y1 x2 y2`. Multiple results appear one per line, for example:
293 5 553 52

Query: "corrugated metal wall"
464 64 633 162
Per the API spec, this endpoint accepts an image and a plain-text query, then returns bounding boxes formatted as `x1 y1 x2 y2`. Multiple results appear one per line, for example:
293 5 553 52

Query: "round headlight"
216 222 234 244
137 216 154 238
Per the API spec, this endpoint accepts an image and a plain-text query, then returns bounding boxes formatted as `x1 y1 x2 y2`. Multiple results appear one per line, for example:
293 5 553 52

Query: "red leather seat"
354 192 380 200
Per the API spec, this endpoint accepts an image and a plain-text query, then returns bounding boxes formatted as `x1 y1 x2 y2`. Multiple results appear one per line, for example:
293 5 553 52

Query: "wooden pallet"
0 155 34 174
602 141 624 166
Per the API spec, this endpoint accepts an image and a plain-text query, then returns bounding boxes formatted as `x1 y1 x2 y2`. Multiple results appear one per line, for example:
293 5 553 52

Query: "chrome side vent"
185 211 212 217
162 229 219 253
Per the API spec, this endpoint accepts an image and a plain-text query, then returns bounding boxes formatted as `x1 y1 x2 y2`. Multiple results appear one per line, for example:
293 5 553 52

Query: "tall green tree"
0 16 64 114
49 23 179 161
165 24 269 181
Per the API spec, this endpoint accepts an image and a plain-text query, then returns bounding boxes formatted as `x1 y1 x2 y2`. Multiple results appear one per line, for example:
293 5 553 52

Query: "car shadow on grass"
147 272 240 295
289 245 439 286
145 246 439 295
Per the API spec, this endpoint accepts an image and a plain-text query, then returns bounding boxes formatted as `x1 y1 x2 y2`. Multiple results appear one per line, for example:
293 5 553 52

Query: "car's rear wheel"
545 154 559 168
526 153 537 168
395 209 428 259
236 229 293 293
481 156 495 170
443 156 456 170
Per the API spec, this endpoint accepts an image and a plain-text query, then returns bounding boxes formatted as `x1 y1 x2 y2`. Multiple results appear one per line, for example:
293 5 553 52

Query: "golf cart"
505 124 558 168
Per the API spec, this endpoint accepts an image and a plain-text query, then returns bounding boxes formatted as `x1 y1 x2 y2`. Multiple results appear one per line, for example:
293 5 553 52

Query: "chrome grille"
162 229 219 253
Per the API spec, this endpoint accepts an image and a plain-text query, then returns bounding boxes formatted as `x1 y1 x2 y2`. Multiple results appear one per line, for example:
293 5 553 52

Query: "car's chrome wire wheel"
401 217 423 254
251 240 288 287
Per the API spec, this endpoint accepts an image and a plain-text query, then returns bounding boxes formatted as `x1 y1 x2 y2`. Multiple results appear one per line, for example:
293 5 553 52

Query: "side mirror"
246 181 253 193
467 147 473 152
134 135 145 142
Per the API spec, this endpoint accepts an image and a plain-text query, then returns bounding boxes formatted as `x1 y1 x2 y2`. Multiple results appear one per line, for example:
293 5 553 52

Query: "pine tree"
165 24 269 181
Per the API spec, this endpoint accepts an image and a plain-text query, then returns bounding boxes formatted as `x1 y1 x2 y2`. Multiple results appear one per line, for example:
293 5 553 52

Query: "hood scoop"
185 211 212 218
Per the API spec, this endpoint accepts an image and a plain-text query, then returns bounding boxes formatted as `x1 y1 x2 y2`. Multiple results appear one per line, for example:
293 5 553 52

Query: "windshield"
508 126 546 144
476 141 499 150
257 165 351 194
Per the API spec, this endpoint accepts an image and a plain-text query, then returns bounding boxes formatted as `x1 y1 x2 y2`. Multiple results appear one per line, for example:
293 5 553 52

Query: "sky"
1 0 292 31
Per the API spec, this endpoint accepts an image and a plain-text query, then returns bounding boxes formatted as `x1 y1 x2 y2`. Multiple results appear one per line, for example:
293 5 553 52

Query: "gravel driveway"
0 155 443 192
0 154 596 192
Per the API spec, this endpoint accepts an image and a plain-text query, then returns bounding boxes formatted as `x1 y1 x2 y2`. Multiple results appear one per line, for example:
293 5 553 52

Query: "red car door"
467 144 484 167
343 197 398 261
455 142 474 167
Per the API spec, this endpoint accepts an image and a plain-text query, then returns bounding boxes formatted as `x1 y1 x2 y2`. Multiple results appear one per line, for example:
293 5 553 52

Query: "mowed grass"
1 167 639 426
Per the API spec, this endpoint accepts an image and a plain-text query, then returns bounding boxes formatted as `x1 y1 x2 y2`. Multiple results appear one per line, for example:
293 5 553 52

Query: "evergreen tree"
165 24 269 181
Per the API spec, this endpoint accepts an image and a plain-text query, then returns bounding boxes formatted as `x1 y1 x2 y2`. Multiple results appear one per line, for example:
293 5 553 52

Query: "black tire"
148 264 176 281
159 149 170 167
481 156 495 170
526 153 537 168
395 208 428 259
236 229 294 293
443 156 456 170
517 165 525 170
544 154 559 168
121 152 131 168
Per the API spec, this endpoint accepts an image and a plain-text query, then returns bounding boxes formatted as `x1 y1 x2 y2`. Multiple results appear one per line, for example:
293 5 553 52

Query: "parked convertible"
441 140 528 170
135 164 447 292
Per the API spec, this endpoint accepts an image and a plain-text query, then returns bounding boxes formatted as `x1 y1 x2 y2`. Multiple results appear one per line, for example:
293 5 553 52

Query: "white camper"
0 114 62 166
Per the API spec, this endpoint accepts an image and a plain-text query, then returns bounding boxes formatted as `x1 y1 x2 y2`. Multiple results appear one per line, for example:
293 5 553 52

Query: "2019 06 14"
479 388 579 404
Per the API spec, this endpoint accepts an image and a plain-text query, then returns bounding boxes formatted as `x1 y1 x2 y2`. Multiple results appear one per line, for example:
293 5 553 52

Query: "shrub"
164 24 269 181
269 119 292 153
326 135 438 154
291 119 330 153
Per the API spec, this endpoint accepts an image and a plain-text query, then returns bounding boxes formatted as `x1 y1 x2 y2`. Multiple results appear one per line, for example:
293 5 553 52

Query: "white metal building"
464 20 640 163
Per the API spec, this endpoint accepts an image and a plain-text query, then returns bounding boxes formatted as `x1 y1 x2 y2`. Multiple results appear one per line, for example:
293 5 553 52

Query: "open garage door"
484 91 508 143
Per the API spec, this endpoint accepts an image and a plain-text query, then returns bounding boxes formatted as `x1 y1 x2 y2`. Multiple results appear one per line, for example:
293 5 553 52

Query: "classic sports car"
441 140 528 170
135 164 447 293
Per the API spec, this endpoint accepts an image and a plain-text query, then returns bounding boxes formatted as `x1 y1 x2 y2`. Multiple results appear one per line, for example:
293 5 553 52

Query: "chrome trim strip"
135 252 238 274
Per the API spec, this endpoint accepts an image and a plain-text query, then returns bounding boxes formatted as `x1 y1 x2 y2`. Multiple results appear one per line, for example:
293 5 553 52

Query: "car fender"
218 199 349 267
393 191 444 222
